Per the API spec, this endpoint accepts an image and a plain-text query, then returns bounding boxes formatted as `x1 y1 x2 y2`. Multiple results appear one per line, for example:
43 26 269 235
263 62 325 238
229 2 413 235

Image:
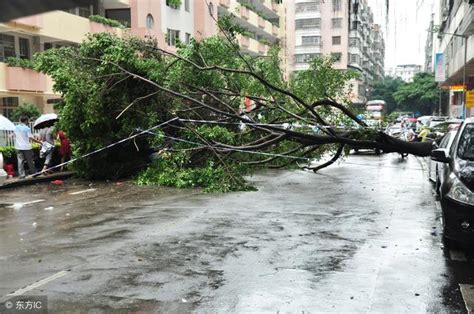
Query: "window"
66 6 93 17
351 20 358 30
295 1 320 13
167 29 180 46
146 14 154 30
185 33 191 44
332 36 341 45
332 0 342 11
19 38 30 60
185 0 190 12
295 53 321 63
78 6 92 17
332 18 342 28
457 123 474 160
349 53 360 64
166 0 180 9
0 34 15 61
295 18 321 29
44 43 53 51
105 9 131 27
349 37 360 47
1 97 19 119
331 52 342 62
301 36 321 46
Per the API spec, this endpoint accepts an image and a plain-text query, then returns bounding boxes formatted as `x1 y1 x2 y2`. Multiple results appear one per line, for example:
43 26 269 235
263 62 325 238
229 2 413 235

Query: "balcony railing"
272 24 278 35
271 1 278 12
240 36 250 47
219 0 230 8
6 66 46 92
241 6 249 19
11 15 43 28
258 16 266 28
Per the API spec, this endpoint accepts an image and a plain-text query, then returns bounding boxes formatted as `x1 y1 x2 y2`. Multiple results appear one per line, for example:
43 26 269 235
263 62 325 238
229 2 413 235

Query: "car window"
438 133 451 148
457 123 474 160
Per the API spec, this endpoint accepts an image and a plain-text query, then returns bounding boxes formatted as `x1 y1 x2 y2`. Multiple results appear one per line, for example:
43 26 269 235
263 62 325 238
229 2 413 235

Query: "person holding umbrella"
33 113 58 175
14 116 41 178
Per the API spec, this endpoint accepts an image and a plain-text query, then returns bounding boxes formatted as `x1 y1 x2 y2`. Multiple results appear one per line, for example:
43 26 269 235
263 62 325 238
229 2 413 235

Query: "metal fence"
0 123 40 147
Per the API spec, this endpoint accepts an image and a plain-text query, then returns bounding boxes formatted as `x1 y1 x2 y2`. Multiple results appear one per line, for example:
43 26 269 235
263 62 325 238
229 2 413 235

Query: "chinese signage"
466 90 474 108
450 85 465 92
434 53 446 82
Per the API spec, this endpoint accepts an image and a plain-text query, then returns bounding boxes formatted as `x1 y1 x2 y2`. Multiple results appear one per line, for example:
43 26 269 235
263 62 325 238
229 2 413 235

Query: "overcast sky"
367 0 435 70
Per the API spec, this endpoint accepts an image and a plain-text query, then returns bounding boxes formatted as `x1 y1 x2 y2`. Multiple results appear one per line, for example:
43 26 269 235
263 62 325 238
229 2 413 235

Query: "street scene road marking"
450 250 468 262
69 189 96 195
459 284 474 313
0 270 68 302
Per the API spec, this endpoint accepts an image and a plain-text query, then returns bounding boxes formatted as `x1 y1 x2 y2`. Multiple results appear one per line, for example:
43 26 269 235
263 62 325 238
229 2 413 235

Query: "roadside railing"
0 123 41 147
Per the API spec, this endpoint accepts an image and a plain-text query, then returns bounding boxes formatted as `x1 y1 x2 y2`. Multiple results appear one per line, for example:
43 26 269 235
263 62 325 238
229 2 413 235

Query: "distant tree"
370 76 404 115
393 72 439 115
11 103 41 122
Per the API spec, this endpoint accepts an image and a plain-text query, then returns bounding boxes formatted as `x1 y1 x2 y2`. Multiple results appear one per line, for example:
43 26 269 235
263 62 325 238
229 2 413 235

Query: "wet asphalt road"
0 153 474 313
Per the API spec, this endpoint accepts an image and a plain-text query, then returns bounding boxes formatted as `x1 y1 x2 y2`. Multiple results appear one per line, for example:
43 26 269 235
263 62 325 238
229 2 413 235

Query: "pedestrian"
418 126 431 142
39 126 55 175
57 130 71 171
13 116 41 178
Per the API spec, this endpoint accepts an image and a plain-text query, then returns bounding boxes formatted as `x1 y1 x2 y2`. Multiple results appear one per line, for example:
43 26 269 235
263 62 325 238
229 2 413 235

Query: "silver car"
428 130 458 189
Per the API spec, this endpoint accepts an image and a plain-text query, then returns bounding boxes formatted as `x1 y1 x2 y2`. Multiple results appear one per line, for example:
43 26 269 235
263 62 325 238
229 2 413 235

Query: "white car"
428 130 458 184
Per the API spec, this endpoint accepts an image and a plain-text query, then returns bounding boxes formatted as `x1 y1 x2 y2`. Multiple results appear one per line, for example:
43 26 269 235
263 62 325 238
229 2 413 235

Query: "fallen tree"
35 29 433 191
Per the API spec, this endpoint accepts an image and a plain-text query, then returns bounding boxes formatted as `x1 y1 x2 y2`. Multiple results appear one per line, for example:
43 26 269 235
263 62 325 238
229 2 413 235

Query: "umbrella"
33 113 58 130
0 114 15 131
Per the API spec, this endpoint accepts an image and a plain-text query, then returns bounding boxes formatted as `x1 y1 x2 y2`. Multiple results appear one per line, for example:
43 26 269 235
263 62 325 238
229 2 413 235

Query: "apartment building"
436 0 474 118
288 0 385 105
0 0 284 119
0 2 127 118
386 64 422 82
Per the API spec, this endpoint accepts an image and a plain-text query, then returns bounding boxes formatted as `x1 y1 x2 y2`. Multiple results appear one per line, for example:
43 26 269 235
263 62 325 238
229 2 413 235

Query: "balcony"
272 24 278 35
271 1 279 12
240 35 249 47
459 5 474 36
5 66 46 93
241 6 249 20
11 15 43 29
90 21 122 35
238 35 269 56
219 0 230 8
258 16 266 29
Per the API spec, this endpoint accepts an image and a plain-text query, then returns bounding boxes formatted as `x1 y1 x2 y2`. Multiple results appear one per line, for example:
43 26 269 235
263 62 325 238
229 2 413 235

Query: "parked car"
427 116 449 128
428 130 457 184
431 117 474 245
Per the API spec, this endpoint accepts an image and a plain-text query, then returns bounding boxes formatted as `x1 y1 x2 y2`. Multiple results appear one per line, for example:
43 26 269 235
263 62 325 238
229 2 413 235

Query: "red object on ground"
51 180 64 185
4 164 15 177
116 182 123 186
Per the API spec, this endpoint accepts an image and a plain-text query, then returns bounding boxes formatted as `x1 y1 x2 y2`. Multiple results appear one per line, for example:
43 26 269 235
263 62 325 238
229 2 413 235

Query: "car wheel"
375 149 381 155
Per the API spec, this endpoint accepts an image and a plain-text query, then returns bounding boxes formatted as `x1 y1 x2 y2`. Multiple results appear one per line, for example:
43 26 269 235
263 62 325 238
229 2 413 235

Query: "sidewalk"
0 171 74 189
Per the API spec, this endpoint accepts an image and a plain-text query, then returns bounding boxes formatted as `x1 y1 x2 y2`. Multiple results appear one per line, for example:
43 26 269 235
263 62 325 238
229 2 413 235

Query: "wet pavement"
0 153 474 313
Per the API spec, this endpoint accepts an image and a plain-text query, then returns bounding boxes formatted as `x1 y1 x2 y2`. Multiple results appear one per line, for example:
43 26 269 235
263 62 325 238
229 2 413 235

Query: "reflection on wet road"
0 154 473 312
